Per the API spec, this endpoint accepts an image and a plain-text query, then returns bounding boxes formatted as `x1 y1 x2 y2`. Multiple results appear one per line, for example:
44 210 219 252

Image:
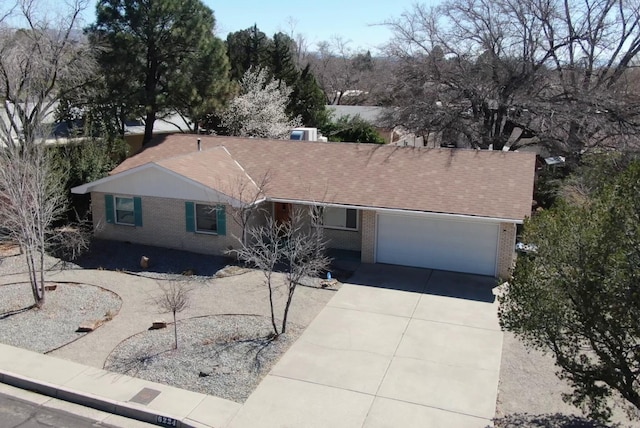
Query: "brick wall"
285 203 363 252
92 192 242 256
322 209 363 251
497 222 517 279
360 210 376 263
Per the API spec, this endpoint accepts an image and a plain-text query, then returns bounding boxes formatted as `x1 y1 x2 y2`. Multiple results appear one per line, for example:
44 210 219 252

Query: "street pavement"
0 384 154 428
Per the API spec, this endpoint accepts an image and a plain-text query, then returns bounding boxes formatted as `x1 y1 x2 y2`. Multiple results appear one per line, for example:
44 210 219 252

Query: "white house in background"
72 134 536 279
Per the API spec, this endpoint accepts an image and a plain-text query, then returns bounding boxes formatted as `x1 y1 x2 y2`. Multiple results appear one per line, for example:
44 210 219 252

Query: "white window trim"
114 195 135 226
195 203 219 235
323 207 359 231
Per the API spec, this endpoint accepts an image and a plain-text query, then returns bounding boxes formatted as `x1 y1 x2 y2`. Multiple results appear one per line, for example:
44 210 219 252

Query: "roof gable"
72 162 252 207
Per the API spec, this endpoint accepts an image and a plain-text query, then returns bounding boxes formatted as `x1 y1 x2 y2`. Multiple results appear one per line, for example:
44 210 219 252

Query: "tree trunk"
143 109 156 146
281 286 296 334
25 247 44 307
173 310 178 349
267 273 279 337
37 243 45 307
143 46 159 146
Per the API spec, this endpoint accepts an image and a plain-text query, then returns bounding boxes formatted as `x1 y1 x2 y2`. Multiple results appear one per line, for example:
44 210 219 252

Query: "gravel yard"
0 281 121 353
105 315 301 403
0 240 341 404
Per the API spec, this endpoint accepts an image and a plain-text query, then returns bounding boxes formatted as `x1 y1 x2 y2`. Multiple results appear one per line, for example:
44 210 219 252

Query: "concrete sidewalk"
0 343 241 428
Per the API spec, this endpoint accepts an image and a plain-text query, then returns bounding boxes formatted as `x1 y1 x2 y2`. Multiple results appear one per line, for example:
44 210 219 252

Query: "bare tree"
225 172 270 247
383 0 640 159
0 145 65 306
0 0 94 307
0 0 96 148
234 206 330 337
155 281 192 350
279 207 330 334
283 17 309 68
307 36 378 105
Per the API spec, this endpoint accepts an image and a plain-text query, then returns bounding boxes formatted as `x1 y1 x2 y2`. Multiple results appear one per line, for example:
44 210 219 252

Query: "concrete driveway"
229 264 503 428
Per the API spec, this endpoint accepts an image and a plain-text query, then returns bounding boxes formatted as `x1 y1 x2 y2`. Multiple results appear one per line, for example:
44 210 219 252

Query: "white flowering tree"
222 68 301 139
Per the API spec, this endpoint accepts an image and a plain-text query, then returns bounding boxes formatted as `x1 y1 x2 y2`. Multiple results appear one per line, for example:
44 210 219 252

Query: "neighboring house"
71 134 536 278
1 102 190 153
326 105 388 125
122 113 192 155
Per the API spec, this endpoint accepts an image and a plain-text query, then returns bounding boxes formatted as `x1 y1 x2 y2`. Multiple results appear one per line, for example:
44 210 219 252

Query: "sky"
78 0 441 53
206 0 426 52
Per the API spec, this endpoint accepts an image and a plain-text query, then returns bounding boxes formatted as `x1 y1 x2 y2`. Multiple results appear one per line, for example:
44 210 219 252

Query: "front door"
274 202 291 225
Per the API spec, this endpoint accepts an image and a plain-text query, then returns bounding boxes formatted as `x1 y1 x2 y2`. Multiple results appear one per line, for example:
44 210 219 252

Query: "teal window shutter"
185 202 195 232
104 194 115 224
133 197 143 227
216 205 226 236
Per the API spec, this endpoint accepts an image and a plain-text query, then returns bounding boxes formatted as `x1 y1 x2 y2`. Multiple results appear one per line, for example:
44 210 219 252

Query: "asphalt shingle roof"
111 134 536 220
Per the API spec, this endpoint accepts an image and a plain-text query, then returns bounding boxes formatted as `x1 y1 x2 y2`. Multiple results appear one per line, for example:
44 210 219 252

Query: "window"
322 207 358 230
290 130 305 140
115 197 135 225
195 203 217 233
185 201 226 235
105 195 142 226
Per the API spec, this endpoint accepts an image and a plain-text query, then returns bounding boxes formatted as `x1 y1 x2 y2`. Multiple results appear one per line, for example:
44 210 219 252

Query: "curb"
0 370 196 428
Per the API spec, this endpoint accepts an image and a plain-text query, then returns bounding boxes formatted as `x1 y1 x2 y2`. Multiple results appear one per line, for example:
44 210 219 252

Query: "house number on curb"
156 415 178 427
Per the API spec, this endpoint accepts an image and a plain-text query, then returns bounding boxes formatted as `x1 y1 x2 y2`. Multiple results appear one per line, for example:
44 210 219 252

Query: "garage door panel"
376 214 498 276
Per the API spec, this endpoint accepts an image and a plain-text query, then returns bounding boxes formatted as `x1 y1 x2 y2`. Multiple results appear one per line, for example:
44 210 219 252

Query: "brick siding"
497 222 517 279
360 210 376 263
92 192 242 256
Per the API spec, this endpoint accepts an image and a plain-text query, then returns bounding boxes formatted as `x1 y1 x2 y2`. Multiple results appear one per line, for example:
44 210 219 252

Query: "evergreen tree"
289 65 329 128
87 0 232 144
226 25 272 81
500 159 640 421
270 32 299 87
226 25 327 128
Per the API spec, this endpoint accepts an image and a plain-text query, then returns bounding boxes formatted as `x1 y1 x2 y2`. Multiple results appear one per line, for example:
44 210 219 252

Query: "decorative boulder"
151 320 167 330
77 320 103 332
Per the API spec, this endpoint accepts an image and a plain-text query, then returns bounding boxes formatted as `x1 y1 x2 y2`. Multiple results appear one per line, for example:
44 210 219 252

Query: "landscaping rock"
320 279 338 288
151 320 167 330
77 320 103 332
140 256 150 269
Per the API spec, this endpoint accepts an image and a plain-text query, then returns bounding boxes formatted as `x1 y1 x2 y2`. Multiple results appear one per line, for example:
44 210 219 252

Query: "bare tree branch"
233 206 330 337
0 0 95 307
382 0 640 158
155 280 192 350
0 0 96 149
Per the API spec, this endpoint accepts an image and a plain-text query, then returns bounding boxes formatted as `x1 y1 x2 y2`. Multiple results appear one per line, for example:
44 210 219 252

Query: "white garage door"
376 213 499 276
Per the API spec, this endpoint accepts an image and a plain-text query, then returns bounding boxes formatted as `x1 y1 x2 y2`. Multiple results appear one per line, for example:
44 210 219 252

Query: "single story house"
72 134 536 278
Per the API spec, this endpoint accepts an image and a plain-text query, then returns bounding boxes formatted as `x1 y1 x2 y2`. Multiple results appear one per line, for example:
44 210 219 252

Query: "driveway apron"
230 264 503 428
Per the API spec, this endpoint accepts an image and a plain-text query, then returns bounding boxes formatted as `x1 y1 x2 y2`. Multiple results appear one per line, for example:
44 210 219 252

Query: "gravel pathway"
0 281 121 353
105 315 301 403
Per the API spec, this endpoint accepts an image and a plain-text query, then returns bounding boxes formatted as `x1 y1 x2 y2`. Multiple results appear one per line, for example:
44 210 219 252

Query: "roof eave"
266 197 525 224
